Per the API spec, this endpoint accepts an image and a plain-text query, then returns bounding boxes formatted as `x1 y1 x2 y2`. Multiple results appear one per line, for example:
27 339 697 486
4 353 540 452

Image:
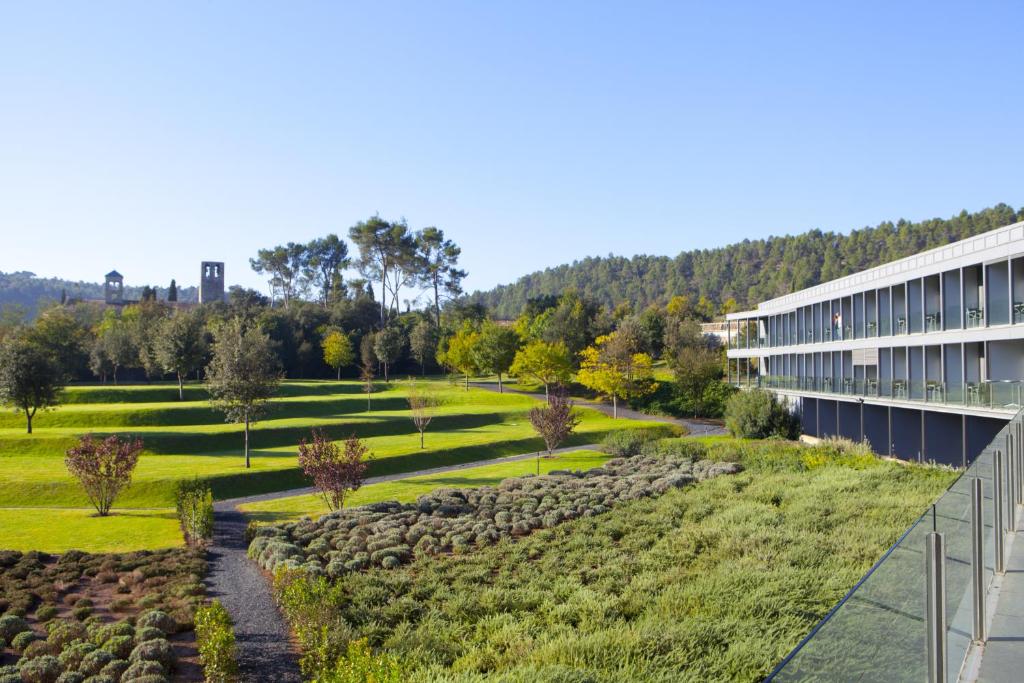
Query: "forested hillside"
0 271 198 317
471 204 1024 319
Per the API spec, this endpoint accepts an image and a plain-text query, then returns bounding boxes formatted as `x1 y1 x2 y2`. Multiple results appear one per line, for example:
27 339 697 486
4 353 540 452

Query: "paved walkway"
976 525 1024 682
469 382 728 437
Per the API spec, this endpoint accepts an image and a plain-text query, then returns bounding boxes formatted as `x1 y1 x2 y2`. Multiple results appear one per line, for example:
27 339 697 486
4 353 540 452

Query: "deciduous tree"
206 318 282 468
437 323 480 390
321 329 355 380
576 332 655 418
409 318 438 375
65 434 143 516
406 379 439 449
0 334 64 434
297 430 369 511
474 321 519 393
155 310 208 400
373 326 405 383
509 340 573 401
528 389 581 473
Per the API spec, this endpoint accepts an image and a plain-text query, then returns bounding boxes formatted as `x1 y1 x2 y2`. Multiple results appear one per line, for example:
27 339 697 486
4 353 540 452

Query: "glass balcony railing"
748 376 1024 411
767 408 1023 681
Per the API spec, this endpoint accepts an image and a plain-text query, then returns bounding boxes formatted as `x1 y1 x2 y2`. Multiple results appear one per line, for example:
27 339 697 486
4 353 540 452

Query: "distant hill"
0 271 198 317
470 203 1024 319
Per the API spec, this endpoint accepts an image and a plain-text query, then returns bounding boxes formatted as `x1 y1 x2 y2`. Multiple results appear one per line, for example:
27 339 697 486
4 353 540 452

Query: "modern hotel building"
724 219 1024 466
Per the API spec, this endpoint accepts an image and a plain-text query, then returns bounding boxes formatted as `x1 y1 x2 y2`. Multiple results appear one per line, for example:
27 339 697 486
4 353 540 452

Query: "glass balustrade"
768 410 1018 681
748 376 1024 411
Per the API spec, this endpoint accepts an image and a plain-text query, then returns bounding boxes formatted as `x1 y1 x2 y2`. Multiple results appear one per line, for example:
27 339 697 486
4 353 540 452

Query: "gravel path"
469 383 728 436
205 505 302 683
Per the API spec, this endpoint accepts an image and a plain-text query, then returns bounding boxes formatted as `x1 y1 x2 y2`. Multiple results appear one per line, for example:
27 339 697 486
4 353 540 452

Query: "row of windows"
728 339 1024 411
729 257 1024 349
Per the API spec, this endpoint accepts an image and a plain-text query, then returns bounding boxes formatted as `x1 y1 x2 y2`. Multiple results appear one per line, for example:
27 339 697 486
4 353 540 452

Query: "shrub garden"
249 447 739 578
0 547 206 682
262 436 957 681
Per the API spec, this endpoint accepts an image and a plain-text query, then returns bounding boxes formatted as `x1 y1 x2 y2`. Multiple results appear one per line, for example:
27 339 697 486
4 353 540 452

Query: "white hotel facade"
724 219 1024 466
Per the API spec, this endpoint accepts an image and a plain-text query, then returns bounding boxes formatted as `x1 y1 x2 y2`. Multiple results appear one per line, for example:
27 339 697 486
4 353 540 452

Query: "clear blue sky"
2 1 1022 298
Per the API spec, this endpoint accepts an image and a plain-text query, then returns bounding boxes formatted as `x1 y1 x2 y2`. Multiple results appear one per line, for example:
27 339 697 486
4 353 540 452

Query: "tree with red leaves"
297 430 370 512
65 434 144 516
528 390 581 474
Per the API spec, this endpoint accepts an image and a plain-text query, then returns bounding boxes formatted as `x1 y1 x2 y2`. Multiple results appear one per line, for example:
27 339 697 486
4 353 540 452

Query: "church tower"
200 262 225 303
104 270 124 304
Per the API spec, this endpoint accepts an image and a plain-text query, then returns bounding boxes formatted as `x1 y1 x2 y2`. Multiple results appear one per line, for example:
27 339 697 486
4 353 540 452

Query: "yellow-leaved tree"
576 331 655 418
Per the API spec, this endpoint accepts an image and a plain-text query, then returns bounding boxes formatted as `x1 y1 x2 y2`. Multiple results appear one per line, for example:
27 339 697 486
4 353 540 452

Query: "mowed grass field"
0 380 662 552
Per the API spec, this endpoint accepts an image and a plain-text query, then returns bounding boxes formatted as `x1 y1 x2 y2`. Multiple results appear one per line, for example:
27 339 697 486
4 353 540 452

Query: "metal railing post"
1009 434 1017 533
971 477 986 643
926 531 947 683
995 449 1006 574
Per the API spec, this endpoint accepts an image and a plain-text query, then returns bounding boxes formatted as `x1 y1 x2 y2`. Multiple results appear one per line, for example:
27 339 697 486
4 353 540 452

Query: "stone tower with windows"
104 270 124 304
200 262 225 303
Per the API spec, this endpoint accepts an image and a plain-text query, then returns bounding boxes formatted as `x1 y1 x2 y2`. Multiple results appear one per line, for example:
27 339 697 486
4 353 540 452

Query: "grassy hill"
0 379 662 552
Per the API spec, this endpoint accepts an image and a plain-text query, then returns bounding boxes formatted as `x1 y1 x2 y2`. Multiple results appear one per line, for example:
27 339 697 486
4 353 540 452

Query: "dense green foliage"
268 438 954 681
471 204 1024 318
194 600 238 683
174 479 214 545
724 389 800 439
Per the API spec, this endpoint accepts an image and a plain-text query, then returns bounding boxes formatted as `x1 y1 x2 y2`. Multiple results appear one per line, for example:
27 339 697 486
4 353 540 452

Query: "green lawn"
240 449 612 523
0 379 665 551
0 507 182 553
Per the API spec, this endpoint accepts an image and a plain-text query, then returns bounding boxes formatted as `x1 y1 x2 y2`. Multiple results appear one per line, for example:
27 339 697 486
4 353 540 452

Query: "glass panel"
987 261 1010 326
768 413 1018 682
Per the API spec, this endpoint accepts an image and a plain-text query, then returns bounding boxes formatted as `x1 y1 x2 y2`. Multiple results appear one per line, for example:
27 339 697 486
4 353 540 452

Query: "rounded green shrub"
55 672 85 683
135 610 175 635
18 655 61 683
102 634 134 660
0 613 30 641
723 388 799 439
79 648 115 676
58 641 97 671
120 659 165 679
12 629 39 652
128 638 175 672
99 659 129 680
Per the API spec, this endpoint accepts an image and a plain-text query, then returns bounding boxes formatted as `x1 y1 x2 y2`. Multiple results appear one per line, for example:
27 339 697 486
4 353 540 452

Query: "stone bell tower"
200 262 225 304
104 270 124 304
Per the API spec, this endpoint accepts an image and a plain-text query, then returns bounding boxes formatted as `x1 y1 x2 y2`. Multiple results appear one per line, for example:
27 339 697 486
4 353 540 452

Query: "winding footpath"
203 392 724 682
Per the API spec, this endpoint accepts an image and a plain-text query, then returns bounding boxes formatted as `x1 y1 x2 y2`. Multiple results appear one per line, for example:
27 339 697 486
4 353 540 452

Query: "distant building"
200 262 225 304
104 270 128 305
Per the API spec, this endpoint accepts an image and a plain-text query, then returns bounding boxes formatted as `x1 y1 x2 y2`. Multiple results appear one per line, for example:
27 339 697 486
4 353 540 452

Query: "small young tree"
360 362 375 412
175 478 214 545
437 322 480 390
321 329 355 380
474 321 519 393
206 318 282 468
373 325 405 383
297 430 369 511
155 310 208 400
406 379 439 448
409 318 438 375
528 390 581 473
0 334 65 434
509 340 573 401
65 434 144 516
576 332 656 418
